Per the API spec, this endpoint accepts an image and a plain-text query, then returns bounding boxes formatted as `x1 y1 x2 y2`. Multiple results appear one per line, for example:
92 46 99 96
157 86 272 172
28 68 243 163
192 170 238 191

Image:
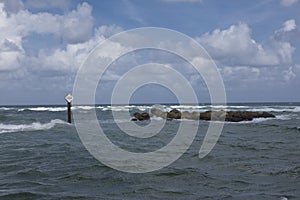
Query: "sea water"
0 103 299 199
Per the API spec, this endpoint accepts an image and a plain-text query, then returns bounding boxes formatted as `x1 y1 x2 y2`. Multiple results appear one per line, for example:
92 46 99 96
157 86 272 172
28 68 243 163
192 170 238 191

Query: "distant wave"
245 107 300 113
18 107 67 112
0 119 67 134
1 105 300 113
0 107 15 111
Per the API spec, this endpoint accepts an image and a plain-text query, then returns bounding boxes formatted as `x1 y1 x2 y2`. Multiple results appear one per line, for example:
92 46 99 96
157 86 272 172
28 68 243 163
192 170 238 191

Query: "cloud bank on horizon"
0 0 299 104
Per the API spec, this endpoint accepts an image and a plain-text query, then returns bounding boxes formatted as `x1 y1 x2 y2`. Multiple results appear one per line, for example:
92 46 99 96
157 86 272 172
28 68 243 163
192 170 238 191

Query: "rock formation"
131 112 151 121
131 108 276 122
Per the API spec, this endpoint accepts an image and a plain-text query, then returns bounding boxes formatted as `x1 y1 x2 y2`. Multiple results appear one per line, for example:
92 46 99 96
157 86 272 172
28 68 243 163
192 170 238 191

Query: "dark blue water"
0 103 299 199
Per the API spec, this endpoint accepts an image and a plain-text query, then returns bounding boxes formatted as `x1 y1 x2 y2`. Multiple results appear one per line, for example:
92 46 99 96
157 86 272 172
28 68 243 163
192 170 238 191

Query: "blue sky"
0 0 300 105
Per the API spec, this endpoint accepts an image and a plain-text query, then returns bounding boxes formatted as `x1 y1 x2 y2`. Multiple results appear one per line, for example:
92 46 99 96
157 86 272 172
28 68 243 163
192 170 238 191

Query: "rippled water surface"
0 103 299 199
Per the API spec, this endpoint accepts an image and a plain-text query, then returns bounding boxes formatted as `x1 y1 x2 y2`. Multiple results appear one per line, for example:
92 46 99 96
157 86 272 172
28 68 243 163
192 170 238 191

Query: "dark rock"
261 112 275 118
224 111 275 122
132 112 150 121
141 112 150 120
141 107 275 122
167 109 181 119
199 111 212 120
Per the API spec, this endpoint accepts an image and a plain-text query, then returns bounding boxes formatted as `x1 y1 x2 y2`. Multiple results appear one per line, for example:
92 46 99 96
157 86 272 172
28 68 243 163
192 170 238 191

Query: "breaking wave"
0 119 67 134
245 107 300 113
18 107 67 112
1 105 300 113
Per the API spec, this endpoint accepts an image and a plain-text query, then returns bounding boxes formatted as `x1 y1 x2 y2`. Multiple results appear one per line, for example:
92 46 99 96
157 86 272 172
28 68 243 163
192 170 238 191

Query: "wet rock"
134 108 275 122
132 112 150 121
167 109 181 119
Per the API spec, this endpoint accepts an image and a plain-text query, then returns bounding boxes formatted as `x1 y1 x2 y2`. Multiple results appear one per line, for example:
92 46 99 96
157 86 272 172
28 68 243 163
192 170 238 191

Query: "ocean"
0 103 299 199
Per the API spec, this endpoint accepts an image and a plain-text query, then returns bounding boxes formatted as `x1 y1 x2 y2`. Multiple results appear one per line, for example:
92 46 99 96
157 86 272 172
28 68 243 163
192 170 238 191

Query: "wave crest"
0 119 67 134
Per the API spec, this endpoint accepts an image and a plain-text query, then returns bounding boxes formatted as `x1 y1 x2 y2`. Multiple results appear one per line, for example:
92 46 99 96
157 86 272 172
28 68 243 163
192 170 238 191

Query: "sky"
0 0 300 105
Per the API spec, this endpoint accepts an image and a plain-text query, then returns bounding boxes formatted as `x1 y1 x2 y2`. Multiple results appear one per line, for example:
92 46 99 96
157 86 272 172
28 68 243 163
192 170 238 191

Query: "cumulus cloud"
194 21 299 86
282 19 296 32
274 19 299 42
0 2 93 44
61 3 94 43
280 0 298 7
196 22 294 67
0 1 121 76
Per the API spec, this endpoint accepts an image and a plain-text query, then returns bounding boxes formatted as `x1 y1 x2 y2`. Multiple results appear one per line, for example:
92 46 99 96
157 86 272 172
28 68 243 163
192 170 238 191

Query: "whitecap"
18 107 66 112
275 114 294 120
0 119 67 134
292 106 300 112
73 106 95 110
244 106 300 113
230 117 273 124
280 197 288 200
101 105 152 112
0 107 16 111
101 106 128 111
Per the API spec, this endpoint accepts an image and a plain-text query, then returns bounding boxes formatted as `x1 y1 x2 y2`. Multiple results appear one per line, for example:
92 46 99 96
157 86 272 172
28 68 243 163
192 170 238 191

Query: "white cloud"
194 21 299 86
61 2 94 43
0 2 104 74
0 2 93 44
196 22 294 67
280 0 298 7
277 19 297 32
274 19 299 42
283 19 296 32
0 0 124 94
96 25 123 38
26 25 123 75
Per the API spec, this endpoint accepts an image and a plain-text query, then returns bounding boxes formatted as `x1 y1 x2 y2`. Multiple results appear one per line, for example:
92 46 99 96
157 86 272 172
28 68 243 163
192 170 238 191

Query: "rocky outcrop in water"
131 112 151 121
131 108 275 122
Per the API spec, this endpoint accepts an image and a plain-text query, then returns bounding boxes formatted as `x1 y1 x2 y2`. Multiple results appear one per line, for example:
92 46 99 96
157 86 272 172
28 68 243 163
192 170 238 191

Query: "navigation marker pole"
64 93 73 123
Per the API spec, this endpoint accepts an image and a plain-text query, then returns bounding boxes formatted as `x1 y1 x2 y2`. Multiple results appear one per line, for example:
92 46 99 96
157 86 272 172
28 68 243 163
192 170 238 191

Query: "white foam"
18 107 66 112
0 107 15 111
102 106 128 111
275 114 293 120
222 117 272 124
280 197 288 200
151 116 165 121
169 105 251 112
0 119 67 134
245 106 300 113
101 105 152 112
73 106 95 110
293 107 300 112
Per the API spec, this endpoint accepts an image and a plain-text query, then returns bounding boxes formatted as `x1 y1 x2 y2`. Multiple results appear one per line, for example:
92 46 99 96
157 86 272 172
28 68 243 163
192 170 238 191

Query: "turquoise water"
0 103 299 199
